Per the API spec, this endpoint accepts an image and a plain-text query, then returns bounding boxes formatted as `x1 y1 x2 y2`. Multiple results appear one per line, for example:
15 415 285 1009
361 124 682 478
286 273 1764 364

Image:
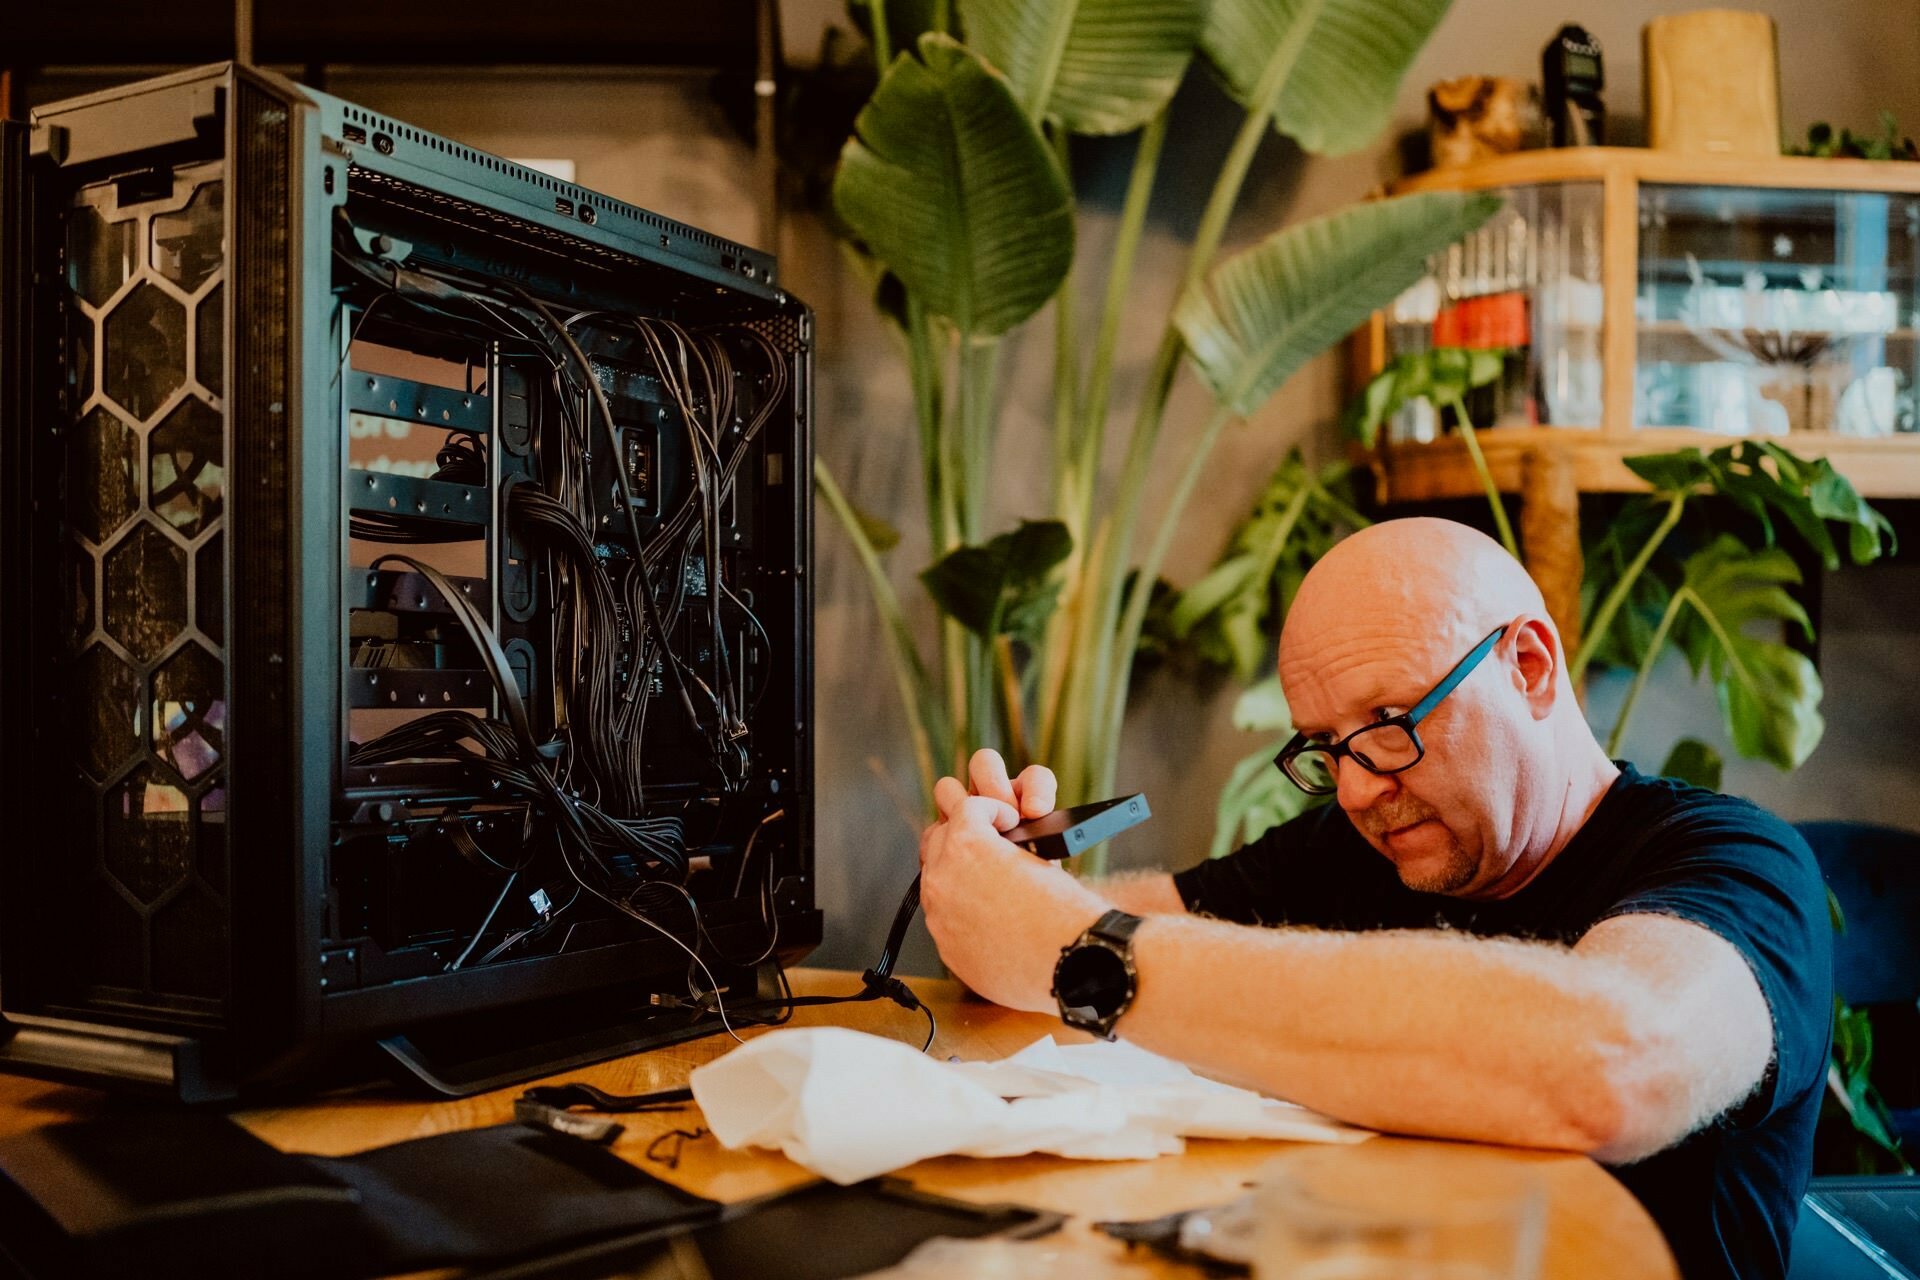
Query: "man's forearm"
1117 913 1639 1153
1089 871 1187 916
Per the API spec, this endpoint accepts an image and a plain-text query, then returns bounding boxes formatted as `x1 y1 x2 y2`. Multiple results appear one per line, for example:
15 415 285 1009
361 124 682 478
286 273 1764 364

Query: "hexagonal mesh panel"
66 406 139 545
151 182 223 292
72 645 140 782
195 283 222 397
196 533 225 647
104 763 194 904
104 524 187 662
152 642 224 781
149 397 224 536
103 283 187 424
66 203 135 308
61 168 230 1008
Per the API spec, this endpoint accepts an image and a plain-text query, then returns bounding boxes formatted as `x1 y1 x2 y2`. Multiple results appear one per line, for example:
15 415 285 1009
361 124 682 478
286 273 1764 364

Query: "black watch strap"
1088 908 1143 946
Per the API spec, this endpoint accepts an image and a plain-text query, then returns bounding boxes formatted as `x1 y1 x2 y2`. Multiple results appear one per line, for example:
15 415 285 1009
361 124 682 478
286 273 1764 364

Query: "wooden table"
0 969 1676 1278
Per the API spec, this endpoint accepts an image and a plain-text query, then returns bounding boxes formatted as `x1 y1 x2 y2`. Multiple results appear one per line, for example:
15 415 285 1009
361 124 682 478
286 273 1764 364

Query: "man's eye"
1372 708 1403 722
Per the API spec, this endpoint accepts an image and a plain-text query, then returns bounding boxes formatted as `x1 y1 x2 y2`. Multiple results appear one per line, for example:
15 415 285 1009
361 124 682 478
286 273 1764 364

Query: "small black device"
1005 794 1151 861
1052 908 1144 1041
1543 23 1605 147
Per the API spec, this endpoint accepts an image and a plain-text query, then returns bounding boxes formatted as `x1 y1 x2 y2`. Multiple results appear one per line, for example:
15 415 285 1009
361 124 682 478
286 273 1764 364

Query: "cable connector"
859 969 923 1013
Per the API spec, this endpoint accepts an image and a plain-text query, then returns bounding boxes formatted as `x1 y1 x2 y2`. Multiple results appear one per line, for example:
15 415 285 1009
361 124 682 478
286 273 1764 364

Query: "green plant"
1577 441 1894 767
1787 111 1920 161
816 0 1500 868
1345 345 1517 556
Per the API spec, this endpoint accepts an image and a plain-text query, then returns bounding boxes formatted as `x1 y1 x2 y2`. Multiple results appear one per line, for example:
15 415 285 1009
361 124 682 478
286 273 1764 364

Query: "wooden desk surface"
0 969 1676 1278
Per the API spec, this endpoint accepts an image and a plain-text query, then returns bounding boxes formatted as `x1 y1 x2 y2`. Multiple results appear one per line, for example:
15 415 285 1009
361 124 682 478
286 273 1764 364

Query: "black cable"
447 872 518 972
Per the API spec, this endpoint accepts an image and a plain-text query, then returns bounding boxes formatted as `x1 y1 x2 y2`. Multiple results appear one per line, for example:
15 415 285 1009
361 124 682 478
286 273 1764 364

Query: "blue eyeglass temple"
1406 624 1508 725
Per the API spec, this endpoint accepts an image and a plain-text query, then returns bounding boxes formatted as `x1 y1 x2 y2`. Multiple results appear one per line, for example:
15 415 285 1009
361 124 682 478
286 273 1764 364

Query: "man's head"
1277 518 1604 898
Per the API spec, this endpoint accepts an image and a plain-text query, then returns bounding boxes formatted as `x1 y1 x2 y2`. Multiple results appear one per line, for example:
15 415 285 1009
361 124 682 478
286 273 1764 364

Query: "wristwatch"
1051 909 1144 1040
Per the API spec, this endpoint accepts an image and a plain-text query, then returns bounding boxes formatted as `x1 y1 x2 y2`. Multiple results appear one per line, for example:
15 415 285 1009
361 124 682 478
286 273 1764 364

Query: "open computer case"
0 64 819 1100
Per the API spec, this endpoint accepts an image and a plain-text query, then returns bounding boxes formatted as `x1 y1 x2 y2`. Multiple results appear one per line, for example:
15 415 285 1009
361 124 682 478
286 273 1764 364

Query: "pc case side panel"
789 300 820 955
223 69 319 1078
0 121 42 1018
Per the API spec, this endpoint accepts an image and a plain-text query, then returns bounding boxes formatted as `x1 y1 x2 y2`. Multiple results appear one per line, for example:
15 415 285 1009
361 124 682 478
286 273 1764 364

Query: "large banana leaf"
1203 0 1454 156
1670 536 1823 771
962 0 1205 134
832 34 1074 337
1176 191 1501 416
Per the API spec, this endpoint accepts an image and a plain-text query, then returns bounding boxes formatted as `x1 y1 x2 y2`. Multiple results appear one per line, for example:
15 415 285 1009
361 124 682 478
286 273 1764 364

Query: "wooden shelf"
1394 147 1920 197
1366 427 1920 502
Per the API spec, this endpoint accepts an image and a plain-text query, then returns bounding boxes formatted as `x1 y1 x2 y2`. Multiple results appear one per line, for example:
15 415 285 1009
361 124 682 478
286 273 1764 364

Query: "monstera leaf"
1202 0 1454 156
921 520 1074 640
1658 738 1723 791
963 0 1204 134
1669 537 1823 771
1620 441 1894 570
832 34 1074 337
1176 191 1501 417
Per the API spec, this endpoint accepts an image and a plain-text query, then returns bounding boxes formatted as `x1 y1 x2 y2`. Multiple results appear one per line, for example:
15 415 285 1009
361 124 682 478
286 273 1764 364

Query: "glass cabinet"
1361 149 1920 501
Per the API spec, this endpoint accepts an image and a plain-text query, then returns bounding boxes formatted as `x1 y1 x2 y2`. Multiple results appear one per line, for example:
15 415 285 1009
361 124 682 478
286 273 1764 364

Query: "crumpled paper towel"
689 1026 1370 1184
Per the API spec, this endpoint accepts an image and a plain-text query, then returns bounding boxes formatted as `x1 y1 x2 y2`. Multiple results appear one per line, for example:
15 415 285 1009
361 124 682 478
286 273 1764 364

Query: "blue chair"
1800 821 1920 1009
1787 823 1920 1280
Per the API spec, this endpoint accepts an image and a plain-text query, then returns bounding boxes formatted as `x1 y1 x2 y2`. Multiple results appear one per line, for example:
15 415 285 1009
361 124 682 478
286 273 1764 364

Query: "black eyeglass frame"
1274 624 1510 795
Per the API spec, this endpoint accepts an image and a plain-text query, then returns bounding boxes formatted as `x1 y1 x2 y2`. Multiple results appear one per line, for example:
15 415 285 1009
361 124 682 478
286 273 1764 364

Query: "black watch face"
1055 944 1130 1019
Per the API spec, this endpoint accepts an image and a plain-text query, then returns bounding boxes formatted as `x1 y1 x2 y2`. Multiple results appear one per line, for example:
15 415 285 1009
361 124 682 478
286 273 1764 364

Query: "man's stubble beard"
1354 797 1479 895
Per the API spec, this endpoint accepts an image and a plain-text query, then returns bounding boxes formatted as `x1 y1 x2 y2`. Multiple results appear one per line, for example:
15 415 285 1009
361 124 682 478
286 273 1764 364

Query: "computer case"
0 64 819 1100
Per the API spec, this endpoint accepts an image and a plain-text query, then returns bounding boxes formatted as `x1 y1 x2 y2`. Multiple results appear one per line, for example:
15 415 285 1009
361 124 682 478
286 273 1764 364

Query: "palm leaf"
1203 0 1455 156
832 33 1074 337
963 0 1205 134
1176 191 1501 416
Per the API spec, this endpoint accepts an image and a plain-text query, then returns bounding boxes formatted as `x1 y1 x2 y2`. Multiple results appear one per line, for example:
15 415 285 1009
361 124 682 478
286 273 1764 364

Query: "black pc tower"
0 64 819 1099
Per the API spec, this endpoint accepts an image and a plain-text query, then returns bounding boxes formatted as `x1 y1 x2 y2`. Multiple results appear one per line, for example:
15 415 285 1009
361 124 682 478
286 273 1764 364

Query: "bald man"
918 518 1829 1280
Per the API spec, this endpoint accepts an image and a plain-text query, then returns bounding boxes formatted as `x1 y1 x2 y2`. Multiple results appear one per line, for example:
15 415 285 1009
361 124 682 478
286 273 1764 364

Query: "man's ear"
1510 617 1560 719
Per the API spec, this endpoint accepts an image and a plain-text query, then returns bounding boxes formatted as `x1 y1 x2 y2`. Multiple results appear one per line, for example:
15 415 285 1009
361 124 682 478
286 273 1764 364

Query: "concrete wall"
326 0 1920 974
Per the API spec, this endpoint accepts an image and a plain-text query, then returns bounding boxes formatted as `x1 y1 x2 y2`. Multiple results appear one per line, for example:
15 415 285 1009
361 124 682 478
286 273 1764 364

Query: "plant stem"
868 0 893 72
1039 109 1168 764
1606 587 1689 756
1078 19 1312 797
994 635 1030 767
1077 107 1168 489
958 337 1001 755
1445 393 1519 558
1100 401 1238 783
814 458 942 799
1050 125 1080 484
1572 492 1686 685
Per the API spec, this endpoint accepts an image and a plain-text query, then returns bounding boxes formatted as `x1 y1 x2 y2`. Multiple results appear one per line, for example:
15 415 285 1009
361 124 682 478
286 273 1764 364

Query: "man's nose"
1335 754 1396 813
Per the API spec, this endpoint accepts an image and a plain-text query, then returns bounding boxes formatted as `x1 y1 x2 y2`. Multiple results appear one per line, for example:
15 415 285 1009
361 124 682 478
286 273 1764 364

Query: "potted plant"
814 0 1498 870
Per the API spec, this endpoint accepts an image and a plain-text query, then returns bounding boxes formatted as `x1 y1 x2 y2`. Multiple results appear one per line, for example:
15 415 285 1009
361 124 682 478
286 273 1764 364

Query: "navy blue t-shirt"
1171 764 1831 1280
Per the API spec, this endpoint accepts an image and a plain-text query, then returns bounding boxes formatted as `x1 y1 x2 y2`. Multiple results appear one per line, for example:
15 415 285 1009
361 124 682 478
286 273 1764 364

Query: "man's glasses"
1275 625 1509 795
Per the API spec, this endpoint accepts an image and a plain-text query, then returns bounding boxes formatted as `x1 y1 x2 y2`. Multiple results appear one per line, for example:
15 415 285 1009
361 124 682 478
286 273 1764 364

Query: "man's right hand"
918 748 1058 875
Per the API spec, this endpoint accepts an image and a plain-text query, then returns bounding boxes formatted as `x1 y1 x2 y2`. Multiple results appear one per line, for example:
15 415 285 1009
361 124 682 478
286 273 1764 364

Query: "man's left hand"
918 756 1107 1013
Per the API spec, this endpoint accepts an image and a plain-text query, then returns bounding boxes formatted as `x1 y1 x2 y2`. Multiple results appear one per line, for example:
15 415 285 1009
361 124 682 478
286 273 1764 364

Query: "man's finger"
1013 764 1057 819
968 748 1016 808
933 775 969 819
957 794 1020 833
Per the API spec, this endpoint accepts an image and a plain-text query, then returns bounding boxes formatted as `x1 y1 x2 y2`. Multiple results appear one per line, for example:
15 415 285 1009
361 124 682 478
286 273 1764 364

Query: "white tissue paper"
689 1026 1370 1184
